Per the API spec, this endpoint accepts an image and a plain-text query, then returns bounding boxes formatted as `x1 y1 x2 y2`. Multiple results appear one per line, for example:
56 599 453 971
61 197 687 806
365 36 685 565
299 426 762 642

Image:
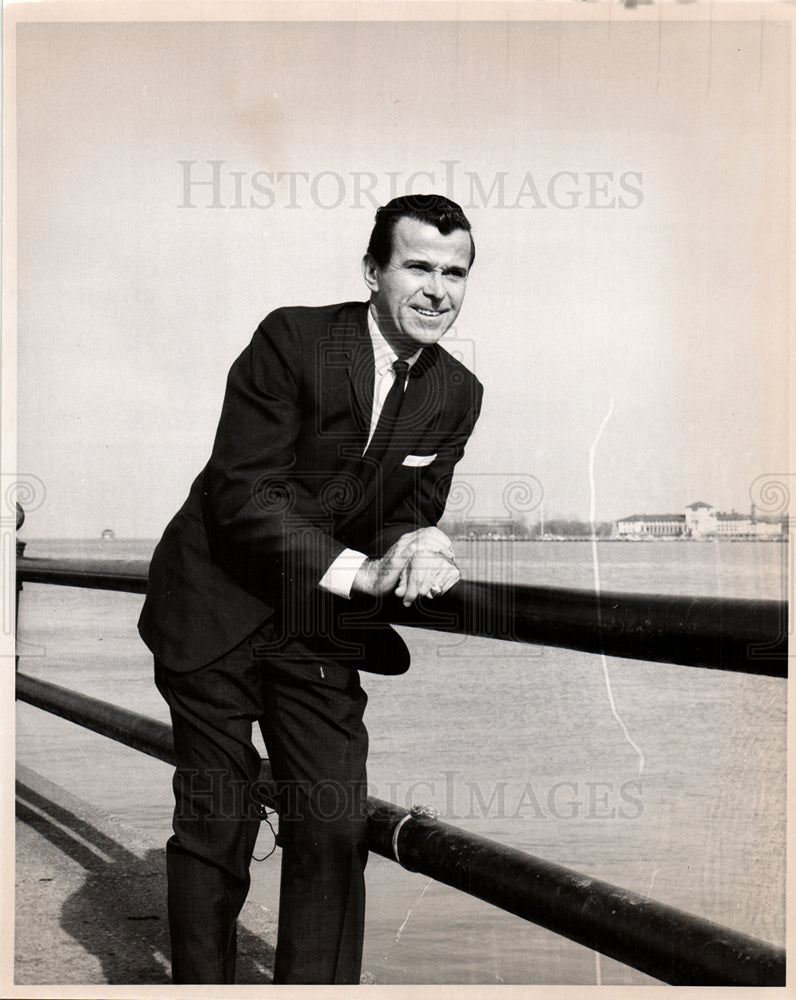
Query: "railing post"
15 502 25 670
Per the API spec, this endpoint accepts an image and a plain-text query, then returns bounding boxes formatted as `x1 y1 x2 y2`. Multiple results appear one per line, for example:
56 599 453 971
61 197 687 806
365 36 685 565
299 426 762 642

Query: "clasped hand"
352 526 461 606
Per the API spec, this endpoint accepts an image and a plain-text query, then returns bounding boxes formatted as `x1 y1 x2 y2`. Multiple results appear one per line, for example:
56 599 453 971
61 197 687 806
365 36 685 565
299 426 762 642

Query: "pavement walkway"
14 763 279 985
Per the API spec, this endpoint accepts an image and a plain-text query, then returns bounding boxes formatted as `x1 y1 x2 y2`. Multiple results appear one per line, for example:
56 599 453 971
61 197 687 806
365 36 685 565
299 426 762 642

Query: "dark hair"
366 194 475 269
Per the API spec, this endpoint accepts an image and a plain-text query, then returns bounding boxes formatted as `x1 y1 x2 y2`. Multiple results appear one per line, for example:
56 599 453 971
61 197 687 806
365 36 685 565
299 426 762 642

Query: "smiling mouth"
413 307 445 318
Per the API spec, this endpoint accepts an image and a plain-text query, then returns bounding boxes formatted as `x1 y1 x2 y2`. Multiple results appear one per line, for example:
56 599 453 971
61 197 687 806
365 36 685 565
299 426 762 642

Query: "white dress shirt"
317 306 421 598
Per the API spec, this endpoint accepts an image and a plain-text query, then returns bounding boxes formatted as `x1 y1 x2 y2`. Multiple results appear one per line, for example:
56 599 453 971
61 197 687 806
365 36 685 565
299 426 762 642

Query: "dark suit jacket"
138 301 483 674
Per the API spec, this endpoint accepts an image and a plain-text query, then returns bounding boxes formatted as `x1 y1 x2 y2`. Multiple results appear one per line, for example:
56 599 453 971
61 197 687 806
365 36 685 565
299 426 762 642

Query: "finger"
416 554 445 587
404 540 455 569
437 572 460 596
404 552 457 597
416 556 455 593
401 563 425 606
417 526 453 552
425 566 460 599
402 579 420 606
393 531 425 560
429 527 454 552
415 570 445 600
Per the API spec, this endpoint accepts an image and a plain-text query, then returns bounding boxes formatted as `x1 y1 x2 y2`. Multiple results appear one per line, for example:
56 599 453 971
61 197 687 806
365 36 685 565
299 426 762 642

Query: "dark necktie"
363 359 410 463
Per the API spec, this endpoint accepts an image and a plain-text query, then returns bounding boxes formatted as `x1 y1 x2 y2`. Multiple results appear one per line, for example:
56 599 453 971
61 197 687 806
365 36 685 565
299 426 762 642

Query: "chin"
405 319 453 344
407 329 446 348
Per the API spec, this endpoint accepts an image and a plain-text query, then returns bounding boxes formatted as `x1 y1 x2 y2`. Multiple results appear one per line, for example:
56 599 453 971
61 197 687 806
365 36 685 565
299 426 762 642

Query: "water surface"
16 538 787 984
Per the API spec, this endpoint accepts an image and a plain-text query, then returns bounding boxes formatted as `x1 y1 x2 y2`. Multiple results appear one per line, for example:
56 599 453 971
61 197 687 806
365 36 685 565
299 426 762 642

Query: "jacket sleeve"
368 378 484 555
201 309 346 602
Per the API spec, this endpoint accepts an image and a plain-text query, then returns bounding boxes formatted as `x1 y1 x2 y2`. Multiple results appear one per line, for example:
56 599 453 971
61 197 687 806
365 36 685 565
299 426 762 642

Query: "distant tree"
440 514 613 539
543 518 614 538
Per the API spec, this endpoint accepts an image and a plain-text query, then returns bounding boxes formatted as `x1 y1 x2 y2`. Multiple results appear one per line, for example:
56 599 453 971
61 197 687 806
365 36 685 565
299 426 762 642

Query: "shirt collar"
367 305 423 376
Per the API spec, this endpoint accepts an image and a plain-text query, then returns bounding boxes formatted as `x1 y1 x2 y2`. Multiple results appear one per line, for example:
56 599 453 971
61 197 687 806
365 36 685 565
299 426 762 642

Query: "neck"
368 304 418 360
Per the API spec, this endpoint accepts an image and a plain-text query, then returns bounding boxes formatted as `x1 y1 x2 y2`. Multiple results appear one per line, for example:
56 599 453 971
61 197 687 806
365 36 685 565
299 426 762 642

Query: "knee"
173 766 261 821
277 781 369 866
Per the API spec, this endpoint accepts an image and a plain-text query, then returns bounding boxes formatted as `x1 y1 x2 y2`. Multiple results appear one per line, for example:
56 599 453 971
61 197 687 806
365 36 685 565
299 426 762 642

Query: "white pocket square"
402 453 437 467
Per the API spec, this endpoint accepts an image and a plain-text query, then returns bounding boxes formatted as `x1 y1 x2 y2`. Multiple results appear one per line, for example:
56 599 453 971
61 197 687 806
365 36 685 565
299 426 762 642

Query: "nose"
422 269 444 300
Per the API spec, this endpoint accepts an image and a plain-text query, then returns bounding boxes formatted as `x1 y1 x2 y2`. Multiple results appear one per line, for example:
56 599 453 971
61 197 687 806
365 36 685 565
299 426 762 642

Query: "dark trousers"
155 620 370 984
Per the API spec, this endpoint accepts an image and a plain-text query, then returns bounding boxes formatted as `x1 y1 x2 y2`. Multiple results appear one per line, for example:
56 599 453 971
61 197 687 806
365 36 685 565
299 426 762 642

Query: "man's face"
363 216 472 356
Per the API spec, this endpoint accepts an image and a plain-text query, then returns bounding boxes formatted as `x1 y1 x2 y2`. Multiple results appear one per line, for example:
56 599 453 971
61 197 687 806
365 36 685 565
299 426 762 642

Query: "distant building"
616 502 783 539
684 500 714 536
615 513 685 537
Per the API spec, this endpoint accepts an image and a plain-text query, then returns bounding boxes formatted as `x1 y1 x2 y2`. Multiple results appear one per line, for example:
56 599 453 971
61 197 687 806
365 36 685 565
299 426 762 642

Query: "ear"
362 254 380 294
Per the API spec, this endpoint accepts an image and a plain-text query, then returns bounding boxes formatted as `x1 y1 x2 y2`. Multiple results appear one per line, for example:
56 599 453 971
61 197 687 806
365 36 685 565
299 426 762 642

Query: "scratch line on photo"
589 392 645 776
395 878 434 944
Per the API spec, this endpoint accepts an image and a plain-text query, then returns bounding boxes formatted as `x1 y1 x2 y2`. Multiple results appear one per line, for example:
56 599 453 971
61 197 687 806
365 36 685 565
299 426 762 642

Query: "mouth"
412 306 446 319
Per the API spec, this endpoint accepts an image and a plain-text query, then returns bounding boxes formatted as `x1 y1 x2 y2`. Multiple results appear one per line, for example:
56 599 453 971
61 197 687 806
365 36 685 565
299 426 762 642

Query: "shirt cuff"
318 548 369 599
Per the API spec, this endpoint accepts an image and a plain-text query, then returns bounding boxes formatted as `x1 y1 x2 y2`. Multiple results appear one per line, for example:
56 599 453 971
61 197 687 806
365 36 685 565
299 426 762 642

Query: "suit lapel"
345 325 375 452
317 303 374 460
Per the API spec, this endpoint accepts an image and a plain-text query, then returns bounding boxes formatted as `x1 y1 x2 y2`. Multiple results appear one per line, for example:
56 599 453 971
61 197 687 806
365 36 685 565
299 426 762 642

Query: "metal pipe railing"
16 556 788 676
16 671 175 764
16 670 785 986
367 798 785 987
17 556 149 594
357 580 787 677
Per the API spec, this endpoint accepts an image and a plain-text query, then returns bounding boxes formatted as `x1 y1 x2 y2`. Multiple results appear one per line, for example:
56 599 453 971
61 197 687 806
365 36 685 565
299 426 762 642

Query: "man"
138 194 483 984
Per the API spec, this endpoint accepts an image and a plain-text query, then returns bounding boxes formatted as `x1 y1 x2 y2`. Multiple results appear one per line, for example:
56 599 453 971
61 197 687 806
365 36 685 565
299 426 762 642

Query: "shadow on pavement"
16 779 275 984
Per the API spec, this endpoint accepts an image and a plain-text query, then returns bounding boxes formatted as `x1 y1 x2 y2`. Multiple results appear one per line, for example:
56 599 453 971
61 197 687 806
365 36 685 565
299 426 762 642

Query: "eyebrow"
401 258 468 277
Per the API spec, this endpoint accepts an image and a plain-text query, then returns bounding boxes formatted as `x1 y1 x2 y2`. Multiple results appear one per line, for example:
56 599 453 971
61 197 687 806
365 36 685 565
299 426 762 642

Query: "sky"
10 7 792 538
